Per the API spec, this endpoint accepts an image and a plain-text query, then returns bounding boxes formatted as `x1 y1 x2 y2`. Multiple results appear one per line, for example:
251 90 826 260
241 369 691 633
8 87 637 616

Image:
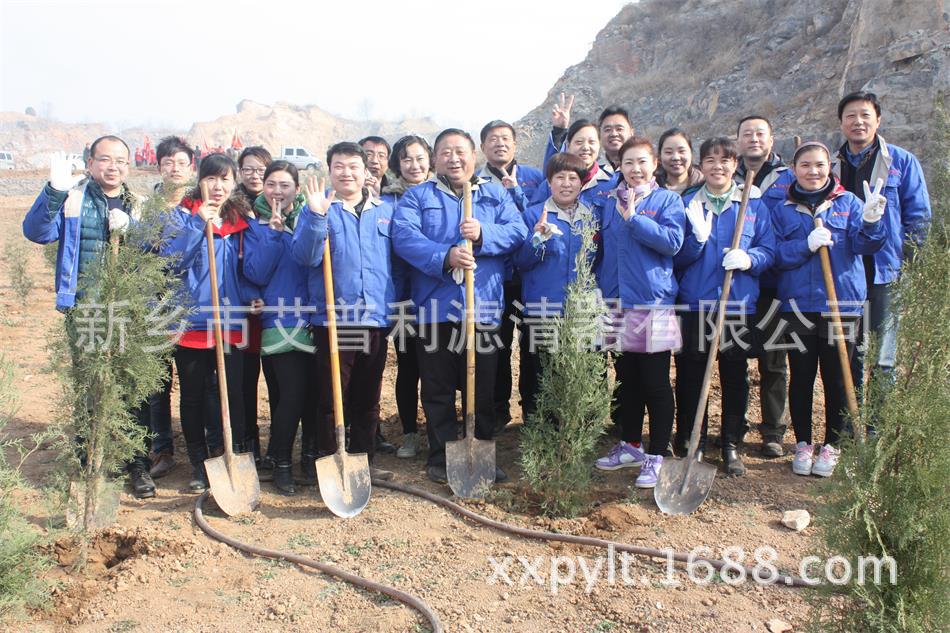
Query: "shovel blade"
205 452 261 516
316 451 371 518
654 456 717 515
446 437 495 499
66 478 119 530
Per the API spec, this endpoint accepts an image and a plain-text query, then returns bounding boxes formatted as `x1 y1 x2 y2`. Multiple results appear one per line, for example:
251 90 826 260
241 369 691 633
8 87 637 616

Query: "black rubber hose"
373 479 813 588
193 491 444 633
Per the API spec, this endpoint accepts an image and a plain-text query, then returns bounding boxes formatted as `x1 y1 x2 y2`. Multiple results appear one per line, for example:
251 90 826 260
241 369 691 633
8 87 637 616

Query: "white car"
279 146 321 170
0 151 14 170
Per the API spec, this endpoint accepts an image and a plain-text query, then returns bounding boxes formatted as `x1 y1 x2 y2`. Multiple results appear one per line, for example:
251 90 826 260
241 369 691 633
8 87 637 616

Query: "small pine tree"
519 213 613 517
810 102 950 632
48 190 184 541
3 238 35 302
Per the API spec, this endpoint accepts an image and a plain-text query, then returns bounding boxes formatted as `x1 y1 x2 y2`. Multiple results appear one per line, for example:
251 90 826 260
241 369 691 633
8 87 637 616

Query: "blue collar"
844 141 876 168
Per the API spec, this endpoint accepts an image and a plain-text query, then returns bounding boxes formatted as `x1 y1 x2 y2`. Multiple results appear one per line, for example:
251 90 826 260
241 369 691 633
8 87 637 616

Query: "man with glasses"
23 135 157 499
359 136 392 198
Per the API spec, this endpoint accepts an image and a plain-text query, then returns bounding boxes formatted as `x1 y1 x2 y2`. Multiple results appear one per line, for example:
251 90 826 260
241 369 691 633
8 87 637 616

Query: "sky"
0 0 631 133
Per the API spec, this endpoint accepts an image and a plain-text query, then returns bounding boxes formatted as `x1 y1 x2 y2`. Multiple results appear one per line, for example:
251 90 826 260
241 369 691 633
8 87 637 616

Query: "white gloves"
451 262 476 285
531 222 564 249
807 227 834 252
685 204 712 243
109 208 131 235
49 151 83 191
862 178 886 224
722 248 752 271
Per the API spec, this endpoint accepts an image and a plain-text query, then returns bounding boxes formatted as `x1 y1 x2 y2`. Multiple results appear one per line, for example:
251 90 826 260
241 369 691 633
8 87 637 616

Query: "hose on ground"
193 491 444 633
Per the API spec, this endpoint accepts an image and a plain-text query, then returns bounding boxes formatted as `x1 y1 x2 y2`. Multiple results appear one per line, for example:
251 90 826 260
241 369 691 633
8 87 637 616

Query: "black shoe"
298 454 317 485
722 446 746 477
257 454 275 482
128 468 156 499
672 435 688 457
494 466 509 483
189 464 209 492
427 465 448 484
273 462 296 496
375 429 396 454
761 440 785 458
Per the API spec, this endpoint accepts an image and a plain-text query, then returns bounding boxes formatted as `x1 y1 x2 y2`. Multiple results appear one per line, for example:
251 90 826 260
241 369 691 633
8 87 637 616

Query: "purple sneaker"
595 442 646 471
635 455 663 488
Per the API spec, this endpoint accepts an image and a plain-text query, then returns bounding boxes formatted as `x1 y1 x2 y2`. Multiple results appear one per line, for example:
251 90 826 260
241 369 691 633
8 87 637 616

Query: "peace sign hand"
501 164 519 190
552 92 574 129
304 176 334 215
861 178 886 224
268 196 284 231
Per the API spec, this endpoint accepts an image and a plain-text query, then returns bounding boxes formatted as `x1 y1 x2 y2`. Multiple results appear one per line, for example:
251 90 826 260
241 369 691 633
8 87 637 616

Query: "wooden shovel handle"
463 182 476 432
205 221 235 462
322 238 346 447
813 217 862 433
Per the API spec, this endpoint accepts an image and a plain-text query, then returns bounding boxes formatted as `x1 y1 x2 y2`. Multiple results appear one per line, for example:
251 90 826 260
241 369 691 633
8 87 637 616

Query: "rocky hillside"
515 0 950 163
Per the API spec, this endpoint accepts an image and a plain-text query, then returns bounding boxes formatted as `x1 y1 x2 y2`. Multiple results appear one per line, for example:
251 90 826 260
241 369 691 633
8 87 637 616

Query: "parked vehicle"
0 151 14 170
279 146 321 170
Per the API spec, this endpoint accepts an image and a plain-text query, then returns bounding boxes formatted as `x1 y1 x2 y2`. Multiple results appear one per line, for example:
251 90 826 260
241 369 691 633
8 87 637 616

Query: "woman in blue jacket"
773 141 886 478
673 138 775 476
242 160 317 495
532 119 617 211
160 153 260 492
593 137 685 488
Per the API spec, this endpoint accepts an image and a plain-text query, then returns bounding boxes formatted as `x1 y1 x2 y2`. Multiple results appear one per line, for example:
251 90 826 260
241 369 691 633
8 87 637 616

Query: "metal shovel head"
204 452 261 516
446 436 496 499
654 456 718 515
66 478 119 530
316 450 371 518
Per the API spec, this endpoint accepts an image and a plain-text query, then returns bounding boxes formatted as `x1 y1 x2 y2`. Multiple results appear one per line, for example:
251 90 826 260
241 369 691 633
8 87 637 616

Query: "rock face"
515 0 950 164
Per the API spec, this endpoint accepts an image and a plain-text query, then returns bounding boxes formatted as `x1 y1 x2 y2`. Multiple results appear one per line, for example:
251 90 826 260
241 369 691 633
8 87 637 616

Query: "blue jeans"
851 281 898 390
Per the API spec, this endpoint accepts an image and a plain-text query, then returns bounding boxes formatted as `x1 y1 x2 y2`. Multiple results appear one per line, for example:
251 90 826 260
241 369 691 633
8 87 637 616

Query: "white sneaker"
811 444 840 477
792 442 815 476
396 432 419 459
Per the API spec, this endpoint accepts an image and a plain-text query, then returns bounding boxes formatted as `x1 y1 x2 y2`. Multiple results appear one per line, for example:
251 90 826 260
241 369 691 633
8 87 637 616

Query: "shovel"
446 181 496 499
315 237 371 518
201 190 261 516
656 170 756 515
813 216 863 441
66 236 123 530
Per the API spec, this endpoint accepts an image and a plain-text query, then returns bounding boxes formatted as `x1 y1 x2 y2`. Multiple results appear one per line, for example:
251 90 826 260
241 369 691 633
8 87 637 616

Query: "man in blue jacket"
392 128 528 485
735 115 795 458
832 92 931 392
23 136 156 499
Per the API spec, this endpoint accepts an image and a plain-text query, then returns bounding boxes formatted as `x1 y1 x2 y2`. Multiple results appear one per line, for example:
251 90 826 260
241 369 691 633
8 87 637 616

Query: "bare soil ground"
1 172 831 632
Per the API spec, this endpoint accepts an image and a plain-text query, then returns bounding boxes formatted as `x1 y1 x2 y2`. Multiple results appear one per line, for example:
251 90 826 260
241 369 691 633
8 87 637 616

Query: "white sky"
0 0 631 132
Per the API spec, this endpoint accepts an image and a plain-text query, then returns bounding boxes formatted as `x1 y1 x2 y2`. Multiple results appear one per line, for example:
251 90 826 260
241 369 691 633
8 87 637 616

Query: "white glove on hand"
49 151 83 191
807 226 834 252
108 208 131 235
530 222 564 248
451 261 476 285
685 204 712 243
862 178 886 224
722 248 752 271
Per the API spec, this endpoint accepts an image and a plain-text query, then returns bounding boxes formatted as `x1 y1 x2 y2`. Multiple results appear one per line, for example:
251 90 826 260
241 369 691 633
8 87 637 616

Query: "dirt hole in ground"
52 527 186 575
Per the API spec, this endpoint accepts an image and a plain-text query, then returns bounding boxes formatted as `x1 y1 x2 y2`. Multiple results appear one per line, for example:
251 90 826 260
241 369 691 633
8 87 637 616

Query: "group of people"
23 90 931 502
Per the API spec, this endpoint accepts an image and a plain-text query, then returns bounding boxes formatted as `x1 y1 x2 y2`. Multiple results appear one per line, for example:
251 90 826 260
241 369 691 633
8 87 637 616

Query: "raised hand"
534 205 550 235
49 151 83 191
861 178 886 223
268 196 284 231
685 203 712 243
552 92 574 129
304 175 334 215
501 163 519 190
197 180 221 224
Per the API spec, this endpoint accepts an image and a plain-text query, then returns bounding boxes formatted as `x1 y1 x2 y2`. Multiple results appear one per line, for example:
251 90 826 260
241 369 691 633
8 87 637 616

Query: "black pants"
312 327 388 461
261 351 312 462
519 317 556 422
417 322 499 468
493 281 527 419
242 350 261 449
787 314 855 447
616 351 674 455
674 312 751 446
754 288 789 441
174 345 245 462
394 335 420 434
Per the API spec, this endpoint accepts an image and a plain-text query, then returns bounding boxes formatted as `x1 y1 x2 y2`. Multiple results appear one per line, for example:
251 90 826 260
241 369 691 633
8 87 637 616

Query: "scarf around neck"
616 178 658 209
254 192 306 231
701 183 736 215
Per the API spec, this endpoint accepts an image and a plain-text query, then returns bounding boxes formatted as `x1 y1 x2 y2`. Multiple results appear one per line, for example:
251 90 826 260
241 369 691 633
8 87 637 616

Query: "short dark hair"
566 119 599 144
618 136 656 161
389 135 432 177
837 91 882 120
358 136 391 155
736 115 773 135
657 128 693 155
89 135 130 158
433 128 476 152
327 142 367 168
598 106 632 128
263 160 300 186
479 120 516 144
545 152 588 181
238 146 272 168
156 136 193 164
699 137 739 161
